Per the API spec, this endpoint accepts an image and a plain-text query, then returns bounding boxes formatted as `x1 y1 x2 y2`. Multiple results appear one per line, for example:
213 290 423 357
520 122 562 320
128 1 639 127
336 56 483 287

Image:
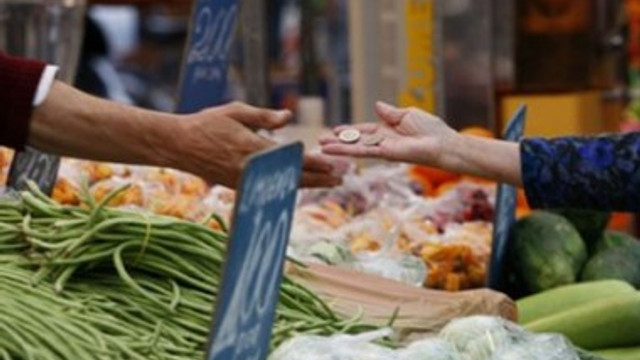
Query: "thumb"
263 109 292 130
375 101 407 126
225 102 292 130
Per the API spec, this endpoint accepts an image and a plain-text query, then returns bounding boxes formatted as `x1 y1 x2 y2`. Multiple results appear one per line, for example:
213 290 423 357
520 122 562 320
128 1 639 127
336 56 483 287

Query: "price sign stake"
206 142 303 360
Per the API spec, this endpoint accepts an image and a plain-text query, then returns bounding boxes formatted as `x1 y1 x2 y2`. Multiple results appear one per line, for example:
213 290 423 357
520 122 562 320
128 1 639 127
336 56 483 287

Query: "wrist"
434 132 466 172
150 114 191 171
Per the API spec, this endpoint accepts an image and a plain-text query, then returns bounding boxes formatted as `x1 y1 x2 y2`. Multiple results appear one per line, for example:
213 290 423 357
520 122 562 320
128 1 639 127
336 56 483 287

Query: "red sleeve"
0 53 46 150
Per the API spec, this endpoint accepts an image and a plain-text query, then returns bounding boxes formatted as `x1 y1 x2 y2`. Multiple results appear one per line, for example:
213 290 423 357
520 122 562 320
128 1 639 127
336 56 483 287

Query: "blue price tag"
206 142 304 360
487 105 527 291
177 0 239 113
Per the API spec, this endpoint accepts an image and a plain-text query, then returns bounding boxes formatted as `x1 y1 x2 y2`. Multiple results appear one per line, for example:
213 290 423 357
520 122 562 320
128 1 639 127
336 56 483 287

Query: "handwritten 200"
187 4 238 81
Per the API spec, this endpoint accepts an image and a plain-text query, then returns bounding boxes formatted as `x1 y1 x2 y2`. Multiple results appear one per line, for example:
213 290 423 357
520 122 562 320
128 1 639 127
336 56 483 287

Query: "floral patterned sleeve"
521 132 640 212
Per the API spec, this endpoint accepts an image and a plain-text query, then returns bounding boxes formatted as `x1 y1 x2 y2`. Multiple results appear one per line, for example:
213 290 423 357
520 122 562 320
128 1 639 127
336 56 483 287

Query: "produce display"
0 184 378 358
291 165 496 290
508 210 640 296
1 147 500 291
2 140 639 360
0 181 592 360
517 280 640 357
510 211 640 360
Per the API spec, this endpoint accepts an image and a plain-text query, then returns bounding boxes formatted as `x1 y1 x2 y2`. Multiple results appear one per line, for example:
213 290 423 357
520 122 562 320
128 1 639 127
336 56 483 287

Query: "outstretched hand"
319 102 459 167
181 102 341 189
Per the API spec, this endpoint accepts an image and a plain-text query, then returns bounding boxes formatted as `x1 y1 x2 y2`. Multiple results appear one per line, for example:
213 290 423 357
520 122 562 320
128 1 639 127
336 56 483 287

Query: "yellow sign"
399 0 437 112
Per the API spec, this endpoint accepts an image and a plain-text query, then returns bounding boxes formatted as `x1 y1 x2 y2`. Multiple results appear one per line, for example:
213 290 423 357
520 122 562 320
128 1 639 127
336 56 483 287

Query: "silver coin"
338 129 361 144
362 133 385 146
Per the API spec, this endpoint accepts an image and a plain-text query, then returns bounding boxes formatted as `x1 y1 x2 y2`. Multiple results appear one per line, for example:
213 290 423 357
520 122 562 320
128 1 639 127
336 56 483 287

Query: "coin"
362 133 385 146
338 129 361 144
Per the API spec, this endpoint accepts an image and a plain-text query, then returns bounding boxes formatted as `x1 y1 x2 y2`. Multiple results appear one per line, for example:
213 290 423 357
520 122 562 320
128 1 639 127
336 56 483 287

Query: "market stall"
1 0 640 359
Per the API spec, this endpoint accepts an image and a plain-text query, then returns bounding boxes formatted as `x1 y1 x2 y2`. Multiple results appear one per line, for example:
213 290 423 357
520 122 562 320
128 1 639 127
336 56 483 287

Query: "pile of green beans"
0 183 380 359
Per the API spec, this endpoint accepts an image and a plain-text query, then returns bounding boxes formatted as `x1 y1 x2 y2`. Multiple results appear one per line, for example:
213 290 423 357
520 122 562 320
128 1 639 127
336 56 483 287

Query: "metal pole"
240 0 269 106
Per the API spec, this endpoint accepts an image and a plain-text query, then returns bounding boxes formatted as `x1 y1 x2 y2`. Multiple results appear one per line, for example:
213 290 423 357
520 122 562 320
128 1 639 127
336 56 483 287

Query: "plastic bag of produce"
305 240 353 266
340 210 400 253
350 250 427 287
90 177 148 209
269 329 395 360
440 316 527 359
398 338 465 360
357 164 420 206
489 333 580 360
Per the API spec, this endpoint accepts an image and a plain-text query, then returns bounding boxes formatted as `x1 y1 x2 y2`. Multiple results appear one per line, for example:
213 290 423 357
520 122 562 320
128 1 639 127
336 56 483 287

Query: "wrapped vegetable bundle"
269 316 606 360
0 184 380 359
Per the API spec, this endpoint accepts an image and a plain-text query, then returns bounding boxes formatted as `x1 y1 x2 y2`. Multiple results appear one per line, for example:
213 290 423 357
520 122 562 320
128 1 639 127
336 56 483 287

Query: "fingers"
321 143 385 159
222 102 292 130
318 131 341 145
333 123 379 135
303 153 334 173
375 101 407 126
301 171 343 188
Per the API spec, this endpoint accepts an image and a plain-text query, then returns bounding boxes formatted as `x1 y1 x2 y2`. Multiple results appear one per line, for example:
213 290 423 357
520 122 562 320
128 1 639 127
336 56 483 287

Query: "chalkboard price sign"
487 105 527 291
177 0 239 113
7 147 60 195
206 142 303 360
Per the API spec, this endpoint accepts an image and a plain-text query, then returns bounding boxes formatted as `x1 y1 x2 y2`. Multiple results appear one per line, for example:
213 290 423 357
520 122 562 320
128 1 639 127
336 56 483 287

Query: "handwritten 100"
209 210 290 360
207 163 299 360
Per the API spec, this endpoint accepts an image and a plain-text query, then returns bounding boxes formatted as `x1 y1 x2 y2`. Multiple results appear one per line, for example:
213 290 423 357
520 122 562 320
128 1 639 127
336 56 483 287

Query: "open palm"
320 102 458 166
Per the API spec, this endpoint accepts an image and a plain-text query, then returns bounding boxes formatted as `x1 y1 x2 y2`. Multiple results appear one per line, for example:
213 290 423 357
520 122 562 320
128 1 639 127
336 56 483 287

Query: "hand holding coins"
338 128 385 146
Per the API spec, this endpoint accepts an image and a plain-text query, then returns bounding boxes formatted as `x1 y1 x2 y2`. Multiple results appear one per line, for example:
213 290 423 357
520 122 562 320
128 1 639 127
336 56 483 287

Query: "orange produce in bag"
409 165 459 189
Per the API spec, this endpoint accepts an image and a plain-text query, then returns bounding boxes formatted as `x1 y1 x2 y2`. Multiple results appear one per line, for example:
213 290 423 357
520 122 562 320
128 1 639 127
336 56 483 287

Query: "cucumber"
578 349 612 360
594 346 640 360
517 280 635 325
525 292 640 350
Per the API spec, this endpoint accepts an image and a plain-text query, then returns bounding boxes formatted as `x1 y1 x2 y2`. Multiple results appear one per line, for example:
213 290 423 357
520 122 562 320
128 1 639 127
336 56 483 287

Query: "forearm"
440 134 523 187
28 81 182 169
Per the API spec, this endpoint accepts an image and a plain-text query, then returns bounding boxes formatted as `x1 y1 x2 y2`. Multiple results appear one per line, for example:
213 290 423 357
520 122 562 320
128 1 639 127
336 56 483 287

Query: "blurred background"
71 0 640 137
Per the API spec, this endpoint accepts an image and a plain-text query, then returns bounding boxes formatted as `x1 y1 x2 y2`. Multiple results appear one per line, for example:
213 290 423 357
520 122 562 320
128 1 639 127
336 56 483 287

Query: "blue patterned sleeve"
521 132 640 212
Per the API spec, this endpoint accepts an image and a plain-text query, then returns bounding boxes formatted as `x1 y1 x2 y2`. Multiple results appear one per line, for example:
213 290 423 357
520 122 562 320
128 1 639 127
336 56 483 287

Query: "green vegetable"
578 348 610 360
440 316 525 359
552 209 610 253
581 246 640 288
594 231 639 255
525 293 640 350
516 280 635 325
0 183 381 359
510 211 588 294
593 346 640 360
308 241 353 265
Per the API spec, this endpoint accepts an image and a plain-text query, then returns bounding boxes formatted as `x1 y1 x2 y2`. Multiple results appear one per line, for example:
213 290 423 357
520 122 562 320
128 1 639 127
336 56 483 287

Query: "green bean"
0 348 12 360
1 308 88 359
21 192 63 217
53 263 80 293
0 322 35 360
113 242 174 313
88 183 131 224
169 280 181 311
